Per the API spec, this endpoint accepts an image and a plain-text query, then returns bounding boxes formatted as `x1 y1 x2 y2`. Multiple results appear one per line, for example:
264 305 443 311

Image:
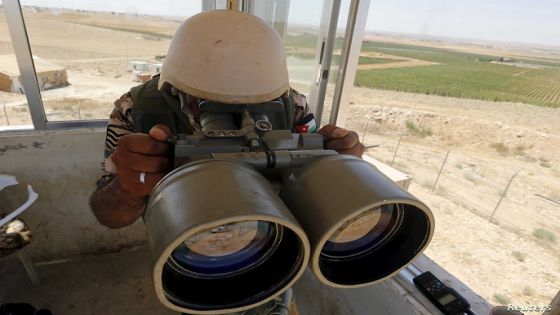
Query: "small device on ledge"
414 271 473 315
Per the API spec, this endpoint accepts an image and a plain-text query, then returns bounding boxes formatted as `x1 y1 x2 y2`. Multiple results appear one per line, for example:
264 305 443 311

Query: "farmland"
355 41 560 107
284 33 560 107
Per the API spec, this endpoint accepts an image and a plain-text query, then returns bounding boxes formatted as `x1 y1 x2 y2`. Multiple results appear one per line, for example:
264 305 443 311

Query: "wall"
0 129 146 261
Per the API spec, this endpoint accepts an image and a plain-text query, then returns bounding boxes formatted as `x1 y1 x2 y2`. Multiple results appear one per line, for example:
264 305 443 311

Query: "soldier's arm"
89 178 148 228
89 93 171 228
90 125 171 228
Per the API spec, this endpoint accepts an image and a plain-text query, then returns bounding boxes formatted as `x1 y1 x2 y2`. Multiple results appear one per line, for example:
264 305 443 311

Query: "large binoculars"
143 105 434 314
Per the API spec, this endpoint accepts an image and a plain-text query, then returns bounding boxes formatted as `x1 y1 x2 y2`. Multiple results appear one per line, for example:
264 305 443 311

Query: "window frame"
2 0 361 132
3 0 107 131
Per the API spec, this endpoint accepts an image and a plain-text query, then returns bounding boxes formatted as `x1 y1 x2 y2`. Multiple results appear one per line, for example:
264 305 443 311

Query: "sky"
14 0 560 47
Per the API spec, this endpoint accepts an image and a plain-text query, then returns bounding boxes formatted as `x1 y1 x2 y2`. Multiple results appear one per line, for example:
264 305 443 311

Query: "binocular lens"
167 221 281 278
322 204 403 259
280 155 434 288
145 160 310 313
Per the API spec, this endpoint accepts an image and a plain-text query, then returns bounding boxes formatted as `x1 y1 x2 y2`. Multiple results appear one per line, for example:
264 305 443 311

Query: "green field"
285 34 560 108
355 41 560 107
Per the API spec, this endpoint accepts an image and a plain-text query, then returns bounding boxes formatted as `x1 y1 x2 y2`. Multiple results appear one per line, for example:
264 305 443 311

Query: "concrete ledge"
0 130 146 261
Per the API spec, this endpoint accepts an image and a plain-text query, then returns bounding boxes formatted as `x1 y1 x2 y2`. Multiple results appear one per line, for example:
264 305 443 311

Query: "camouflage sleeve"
96 92 137 190
291 88 309 123
290 88 318 133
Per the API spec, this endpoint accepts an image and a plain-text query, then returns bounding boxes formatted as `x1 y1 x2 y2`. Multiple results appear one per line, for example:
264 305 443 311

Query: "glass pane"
251 0 350 125
284 0 323 96
252 0 326 97
19 1 201 121
354 0 560 308
0 0 33 130
321 0 350 125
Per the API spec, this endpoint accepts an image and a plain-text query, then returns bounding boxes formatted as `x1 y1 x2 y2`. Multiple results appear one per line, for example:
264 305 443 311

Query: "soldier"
89 10 364 314
89 10 364 229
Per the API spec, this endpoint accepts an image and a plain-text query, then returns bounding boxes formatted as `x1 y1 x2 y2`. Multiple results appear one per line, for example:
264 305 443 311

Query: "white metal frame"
4 0 46 130
2 0 107 131
1 0 346 132
307 0 341 127
329 0 370 127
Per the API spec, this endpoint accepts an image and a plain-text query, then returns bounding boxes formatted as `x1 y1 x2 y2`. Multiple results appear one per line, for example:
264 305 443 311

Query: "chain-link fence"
357 121 560 307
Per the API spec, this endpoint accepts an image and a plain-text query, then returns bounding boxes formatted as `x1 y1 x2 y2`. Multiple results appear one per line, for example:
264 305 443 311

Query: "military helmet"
159 10 290 104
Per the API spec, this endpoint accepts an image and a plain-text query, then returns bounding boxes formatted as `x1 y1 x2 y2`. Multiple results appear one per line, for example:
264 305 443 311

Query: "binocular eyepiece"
142 108 434 314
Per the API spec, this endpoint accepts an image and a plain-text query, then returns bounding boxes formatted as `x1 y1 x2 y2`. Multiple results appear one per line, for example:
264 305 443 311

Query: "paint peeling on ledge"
0 143 28 155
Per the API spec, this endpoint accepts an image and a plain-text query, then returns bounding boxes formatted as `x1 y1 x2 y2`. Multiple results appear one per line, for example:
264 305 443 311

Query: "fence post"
490 168 522 222
361 119 370 143
391 133 404 165
432 149 452 192
3 102 9 126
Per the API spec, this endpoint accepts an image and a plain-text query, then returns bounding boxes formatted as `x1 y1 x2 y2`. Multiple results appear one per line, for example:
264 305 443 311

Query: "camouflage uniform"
97 89 309 188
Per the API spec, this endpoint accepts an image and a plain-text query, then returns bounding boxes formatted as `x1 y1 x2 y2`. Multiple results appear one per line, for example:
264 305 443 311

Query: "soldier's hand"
111 124 172 198
318 124 365 158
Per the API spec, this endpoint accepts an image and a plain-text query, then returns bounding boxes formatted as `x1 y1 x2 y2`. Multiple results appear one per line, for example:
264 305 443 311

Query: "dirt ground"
340 88 560 308
1 7 559 310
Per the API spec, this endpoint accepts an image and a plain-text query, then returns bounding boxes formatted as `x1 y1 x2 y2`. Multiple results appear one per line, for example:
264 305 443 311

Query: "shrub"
490 143 509 155
513 144 526 156
511 250 525 262
493 293 511 305
539 159 552 168
463 172 480 184
522 286 535 296
405 120 433 137
533 228 557 242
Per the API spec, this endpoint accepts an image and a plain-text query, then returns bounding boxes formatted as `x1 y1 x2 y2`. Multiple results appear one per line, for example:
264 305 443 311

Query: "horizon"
286 23 560 50
10 0 560 48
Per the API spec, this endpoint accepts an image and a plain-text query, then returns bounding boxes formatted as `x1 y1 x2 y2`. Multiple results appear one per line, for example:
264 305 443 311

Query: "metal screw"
256 120 272 132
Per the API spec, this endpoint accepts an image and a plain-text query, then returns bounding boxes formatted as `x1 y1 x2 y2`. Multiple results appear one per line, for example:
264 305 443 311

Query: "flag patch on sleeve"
295 113 318 133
